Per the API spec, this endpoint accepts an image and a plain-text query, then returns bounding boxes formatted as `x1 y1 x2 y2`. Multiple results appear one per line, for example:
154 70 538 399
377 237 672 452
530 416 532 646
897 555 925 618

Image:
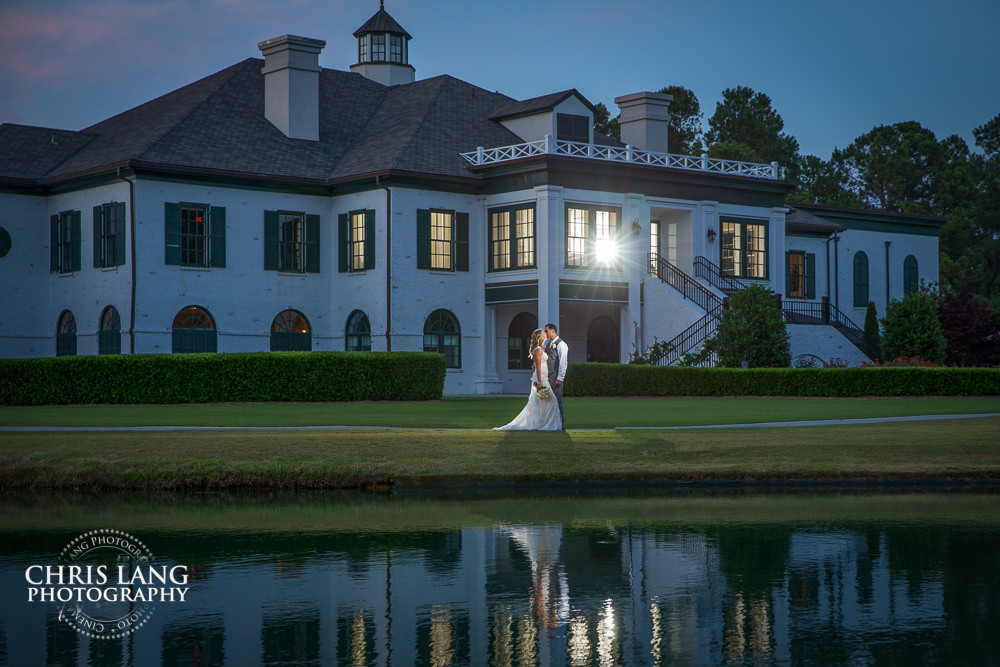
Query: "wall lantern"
706 227 717 243
631 221 641 237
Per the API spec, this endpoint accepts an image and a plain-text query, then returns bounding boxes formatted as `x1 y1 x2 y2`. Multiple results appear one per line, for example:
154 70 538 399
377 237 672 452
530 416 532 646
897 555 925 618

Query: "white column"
476 195 502 394
623 194 645 361
535 185 564 329
771 206 788 293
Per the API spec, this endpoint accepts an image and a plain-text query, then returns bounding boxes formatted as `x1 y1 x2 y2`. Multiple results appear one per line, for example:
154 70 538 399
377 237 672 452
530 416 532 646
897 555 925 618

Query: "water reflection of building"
0 521 964 665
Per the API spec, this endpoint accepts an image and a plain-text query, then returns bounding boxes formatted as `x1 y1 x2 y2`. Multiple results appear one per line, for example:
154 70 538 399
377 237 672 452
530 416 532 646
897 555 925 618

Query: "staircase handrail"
649 253 722 313
693 256 748 293
656 306 723 366
780 299 878 359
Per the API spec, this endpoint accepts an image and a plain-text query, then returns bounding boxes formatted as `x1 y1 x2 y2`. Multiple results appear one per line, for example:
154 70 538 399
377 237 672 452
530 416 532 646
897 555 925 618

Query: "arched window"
56 310 77 357
99 306 121 355
345 310 372 352
903 255 919 295
423 309 461 368
270 310 311 351
587 315 619 363
172 306 217 353
853 251 869 308
507 312 536 370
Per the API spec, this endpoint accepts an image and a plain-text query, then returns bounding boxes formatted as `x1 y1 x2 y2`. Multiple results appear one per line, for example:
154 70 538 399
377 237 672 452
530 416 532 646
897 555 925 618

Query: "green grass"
2 396 999 428
2 417 1000 490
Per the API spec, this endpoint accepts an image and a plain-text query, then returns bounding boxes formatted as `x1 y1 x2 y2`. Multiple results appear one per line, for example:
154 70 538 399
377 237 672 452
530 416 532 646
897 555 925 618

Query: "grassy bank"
2 417 999 490
3 396 999 428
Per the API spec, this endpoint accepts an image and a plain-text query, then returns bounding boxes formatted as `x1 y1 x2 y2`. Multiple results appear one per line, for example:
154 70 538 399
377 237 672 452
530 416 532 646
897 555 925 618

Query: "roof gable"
490 89 597 121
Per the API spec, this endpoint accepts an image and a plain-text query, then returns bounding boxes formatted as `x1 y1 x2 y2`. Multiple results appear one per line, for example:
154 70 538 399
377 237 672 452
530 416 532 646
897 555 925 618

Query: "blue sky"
1 0 997 160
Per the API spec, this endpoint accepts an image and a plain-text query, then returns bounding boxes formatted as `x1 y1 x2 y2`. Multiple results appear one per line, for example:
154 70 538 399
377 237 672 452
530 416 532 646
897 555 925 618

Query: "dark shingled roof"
786 207 847 235
353 5 412 39
490 89 597 121
0 125 96 180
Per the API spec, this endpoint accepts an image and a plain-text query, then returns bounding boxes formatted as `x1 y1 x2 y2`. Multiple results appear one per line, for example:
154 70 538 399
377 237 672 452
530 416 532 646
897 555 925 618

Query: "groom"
543 323 568 429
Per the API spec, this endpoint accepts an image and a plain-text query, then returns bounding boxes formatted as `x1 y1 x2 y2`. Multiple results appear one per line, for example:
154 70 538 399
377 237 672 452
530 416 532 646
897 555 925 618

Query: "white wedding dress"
494 349 562 431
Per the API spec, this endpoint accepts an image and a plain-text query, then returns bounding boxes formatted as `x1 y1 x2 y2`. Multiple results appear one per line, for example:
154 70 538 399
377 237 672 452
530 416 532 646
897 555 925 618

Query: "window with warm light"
489 204 535 272
720 218 767 279
417 209 468 272
270 309 311 351
172 306 217 353
565 204 621 269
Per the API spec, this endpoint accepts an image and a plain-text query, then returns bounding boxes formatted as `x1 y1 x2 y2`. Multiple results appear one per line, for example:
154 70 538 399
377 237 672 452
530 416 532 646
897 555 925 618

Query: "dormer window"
557 114 589 143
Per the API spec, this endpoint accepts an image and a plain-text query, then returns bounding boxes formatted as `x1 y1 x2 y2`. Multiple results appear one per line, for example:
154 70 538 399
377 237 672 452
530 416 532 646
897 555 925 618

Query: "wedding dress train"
494 350 562 431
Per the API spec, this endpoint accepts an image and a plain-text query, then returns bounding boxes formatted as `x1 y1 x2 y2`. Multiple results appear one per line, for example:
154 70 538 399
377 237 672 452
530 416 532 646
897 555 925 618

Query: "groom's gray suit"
544 336 566 428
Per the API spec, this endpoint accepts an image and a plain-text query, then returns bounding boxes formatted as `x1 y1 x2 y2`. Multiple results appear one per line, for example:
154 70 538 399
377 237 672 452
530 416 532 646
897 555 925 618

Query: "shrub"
705 284 790 368
937 285 1000 366
880 291 946 363
565 362 1000 397
863 301 881 357
0 352 446 405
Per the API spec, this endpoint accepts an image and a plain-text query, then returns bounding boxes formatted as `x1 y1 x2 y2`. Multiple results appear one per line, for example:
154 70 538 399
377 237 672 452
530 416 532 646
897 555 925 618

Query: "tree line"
595 86 1000 365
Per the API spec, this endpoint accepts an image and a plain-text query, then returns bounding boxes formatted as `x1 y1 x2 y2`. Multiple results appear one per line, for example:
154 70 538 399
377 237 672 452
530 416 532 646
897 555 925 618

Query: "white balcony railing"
461 135 782 180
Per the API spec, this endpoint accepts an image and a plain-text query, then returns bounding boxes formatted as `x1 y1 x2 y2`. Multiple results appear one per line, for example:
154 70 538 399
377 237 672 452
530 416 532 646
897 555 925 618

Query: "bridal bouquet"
535 384 551 400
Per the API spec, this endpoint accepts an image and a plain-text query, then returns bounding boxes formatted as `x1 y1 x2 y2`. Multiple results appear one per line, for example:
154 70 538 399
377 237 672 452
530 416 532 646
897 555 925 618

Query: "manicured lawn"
2 417 999 490
2 396 999 428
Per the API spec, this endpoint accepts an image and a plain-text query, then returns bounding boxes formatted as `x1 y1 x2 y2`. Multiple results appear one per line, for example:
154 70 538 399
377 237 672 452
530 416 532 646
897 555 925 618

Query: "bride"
494 329 563 431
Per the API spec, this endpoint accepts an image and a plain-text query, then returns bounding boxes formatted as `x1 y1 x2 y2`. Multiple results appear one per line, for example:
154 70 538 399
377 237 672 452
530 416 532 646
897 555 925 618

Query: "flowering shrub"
861 356 938 367
826 358 850 368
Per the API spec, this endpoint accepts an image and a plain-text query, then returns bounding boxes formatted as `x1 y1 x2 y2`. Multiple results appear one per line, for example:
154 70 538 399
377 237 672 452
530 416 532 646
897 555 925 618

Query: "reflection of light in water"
597 598 616 667
430 605 454 667
650 598 663 666
491 613 514 667
724 593 773 665
517 615 538 666
351 609 366 667
567 616 591 666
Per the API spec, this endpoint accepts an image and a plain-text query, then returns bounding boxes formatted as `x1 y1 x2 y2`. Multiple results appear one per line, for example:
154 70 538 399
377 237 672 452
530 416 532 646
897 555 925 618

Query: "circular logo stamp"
56 529 157 640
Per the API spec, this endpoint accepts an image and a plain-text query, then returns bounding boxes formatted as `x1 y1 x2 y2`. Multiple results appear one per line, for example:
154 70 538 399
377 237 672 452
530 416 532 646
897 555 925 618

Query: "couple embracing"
495 323 567 431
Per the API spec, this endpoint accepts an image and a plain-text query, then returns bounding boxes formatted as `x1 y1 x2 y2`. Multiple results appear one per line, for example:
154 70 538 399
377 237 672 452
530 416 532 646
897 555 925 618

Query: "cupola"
350 1 415 86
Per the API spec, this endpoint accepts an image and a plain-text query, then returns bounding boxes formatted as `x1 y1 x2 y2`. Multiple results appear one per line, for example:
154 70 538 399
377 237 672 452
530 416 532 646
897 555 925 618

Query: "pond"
1 488 999 666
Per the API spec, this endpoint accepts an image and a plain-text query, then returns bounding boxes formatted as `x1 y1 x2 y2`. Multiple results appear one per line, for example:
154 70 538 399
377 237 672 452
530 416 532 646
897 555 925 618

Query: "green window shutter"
805 253 816 299
338 213 349 272
115 202 127 266
416 209 431 270
93 206 103 268
70 210 81 272
305 213 320 273
364 209 375 271
455 211 469 272
264 211 279 270
784 251 791 296
50 214 59 272
209 206 226 268
165 203 181 265
903 255 918 294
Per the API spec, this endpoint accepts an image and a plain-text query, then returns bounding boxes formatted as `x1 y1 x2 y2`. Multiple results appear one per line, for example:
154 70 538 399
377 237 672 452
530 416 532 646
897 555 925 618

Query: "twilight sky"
1 0 997 161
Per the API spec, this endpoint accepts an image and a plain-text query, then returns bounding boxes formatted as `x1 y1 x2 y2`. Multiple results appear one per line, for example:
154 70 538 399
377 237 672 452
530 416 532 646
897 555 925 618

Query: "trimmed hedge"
0 352 446 405
565 362 1000 397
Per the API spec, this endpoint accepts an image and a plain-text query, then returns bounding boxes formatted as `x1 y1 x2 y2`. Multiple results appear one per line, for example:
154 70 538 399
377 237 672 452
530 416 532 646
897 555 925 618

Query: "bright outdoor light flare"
594 238 619 266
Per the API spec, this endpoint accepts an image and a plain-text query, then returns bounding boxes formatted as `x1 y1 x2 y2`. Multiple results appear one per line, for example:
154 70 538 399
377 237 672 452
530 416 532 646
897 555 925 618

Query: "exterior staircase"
647 254 877 365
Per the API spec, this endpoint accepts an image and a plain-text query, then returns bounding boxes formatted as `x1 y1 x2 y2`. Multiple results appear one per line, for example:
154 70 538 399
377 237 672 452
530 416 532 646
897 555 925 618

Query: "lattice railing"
462 135 781 180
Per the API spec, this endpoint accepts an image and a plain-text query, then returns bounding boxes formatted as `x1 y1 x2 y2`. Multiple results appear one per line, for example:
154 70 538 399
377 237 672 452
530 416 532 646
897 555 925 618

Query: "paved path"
1 413 998 431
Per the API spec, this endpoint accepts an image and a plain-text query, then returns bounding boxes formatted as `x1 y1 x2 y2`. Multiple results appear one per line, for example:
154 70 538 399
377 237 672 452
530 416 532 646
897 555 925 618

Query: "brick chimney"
614 91 673 154
258 35 326 141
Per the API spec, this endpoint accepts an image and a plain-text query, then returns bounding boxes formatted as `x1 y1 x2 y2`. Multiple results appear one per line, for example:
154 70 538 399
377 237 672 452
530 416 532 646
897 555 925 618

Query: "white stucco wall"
787 324 871 367
0 193 52 357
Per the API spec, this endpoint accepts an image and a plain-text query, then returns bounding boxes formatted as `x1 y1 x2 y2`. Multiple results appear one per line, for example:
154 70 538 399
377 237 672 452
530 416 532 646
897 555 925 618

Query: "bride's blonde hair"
529 328 546 352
